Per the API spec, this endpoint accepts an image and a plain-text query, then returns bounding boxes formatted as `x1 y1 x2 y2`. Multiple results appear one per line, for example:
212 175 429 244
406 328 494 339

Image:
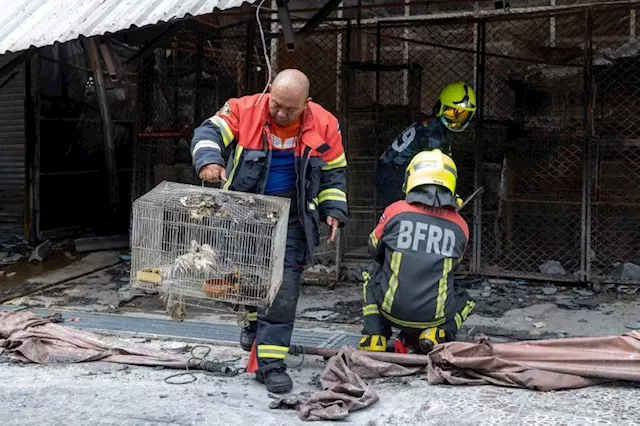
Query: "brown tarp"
426 332 640 391
269 347 421 420
0 310 192 368
4 310 640 422
271 332 640 421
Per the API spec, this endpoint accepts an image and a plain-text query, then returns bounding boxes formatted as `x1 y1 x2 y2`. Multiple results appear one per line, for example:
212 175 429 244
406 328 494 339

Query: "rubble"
538 260 566 276
74 235 129 253
1 253 22 265
487 278 512 285
542 287 558 295
305 264 337 275
611 262 640 281
300 309 340 321
116 284 149 305
28 240 52 263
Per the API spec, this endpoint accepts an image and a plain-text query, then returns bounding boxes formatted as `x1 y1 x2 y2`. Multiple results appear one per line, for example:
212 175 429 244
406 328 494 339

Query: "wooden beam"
0 49 36 81
297 0 344 41
116 22 183 81
99 42 119 81
84 38 120 211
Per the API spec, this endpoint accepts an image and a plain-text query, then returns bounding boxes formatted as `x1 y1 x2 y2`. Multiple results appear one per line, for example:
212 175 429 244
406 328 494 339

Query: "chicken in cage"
130 181 290 320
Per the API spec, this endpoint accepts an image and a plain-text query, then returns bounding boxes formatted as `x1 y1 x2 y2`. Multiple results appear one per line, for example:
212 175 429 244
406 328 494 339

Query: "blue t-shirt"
265 150 296 195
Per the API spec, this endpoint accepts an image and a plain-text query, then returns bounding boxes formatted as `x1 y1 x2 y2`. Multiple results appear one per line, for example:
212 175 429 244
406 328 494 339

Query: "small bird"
167 240 218 279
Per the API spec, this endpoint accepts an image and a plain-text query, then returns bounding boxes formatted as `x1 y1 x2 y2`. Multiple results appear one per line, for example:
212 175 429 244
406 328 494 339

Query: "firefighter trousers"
361 270 475 342
245 189 308 369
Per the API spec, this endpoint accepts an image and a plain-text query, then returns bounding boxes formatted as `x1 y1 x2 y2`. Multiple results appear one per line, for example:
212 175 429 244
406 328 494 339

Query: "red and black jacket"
190 93 348 257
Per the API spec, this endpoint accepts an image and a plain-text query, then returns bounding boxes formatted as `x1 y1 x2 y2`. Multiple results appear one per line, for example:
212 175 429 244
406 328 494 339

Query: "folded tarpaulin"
272 333 640 421
426 332 640 391
0 310 192 368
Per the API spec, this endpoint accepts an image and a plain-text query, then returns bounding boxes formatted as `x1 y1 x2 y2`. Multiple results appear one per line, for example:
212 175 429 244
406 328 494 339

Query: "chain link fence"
266 19 348 283
130 3 640 286
134 22 258 201
589 4 640 284
479 12 587 282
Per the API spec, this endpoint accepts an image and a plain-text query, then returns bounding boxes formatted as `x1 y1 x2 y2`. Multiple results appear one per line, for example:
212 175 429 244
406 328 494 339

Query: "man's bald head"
271 69 310 98
268 69 311 126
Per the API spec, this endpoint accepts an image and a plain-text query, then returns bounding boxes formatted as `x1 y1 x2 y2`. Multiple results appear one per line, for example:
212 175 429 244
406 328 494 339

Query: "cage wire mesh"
478 12 587 281
130 181 290 309
268 19 348 282
134 23 254 200
589 5 640 284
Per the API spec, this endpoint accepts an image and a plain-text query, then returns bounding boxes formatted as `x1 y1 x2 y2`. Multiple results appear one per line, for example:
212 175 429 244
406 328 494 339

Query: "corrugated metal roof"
0 0 258 56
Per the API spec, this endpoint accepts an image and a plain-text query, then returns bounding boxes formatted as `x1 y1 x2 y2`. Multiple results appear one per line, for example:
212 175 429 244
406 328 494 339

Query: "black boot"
255 363 293 394
239 325 256 352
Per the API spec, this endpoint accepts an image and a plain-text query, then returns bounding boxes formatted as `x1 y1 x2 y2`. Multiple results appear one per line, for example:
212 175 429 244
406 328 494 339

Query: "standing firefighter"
361 149 475 354
375 81 477 209
190 69 348 393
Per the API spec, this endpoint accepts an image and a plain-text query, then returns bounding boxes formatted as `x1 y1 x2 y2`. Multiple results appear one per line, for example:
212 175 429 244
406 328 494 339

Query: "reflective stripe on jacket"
368 200 469 325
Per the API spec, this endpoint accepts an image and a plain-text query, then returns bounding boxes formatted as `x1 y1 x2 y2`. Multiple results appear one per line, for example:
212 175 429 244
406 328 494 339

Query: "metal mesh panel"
128 4 640 287
478 13 587 281
130 181 290 308
133 24 253 200
349 21 478 271
589 6 640 284
269 21 348 281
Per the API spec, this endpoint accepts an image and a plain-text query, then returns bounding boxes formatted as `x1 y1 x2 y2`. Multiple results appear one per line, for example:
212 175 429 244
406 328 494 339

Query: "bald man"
190 69 348 393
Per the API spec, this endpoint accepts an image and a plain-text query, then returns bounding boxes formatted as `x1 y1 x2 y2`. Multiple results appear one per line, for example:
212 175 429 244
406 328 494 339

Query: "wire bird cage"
130 181 290 309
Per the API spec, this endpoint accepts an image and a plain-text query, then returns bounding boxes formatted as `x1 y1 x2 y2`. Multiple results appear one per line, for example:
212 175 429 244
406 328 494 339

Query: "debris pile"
179 193 281 224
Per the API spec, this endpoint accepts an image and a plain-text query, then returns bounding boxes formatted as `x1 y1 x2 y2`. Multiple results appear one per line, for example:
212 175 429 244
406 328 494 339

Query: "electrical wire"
164 345 242 385
255 0 272 105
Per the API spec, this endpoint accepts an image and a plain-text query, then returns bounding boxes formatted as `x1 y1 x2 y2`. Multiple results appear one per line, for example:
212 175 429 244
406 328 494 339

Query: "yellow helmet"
404 149 458 196
434 82 477 133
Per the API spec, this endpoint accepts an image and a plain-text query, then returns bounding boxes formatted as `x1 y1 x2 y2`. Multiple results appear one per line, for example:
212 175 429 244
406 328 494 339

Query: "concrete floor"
3 253 640 424
1 337 639 426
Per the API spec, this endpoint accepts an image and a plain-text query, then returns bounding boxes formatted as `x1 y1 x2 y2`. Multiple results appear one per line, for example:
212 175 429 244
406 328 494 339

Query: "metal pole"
336 20 351 273
472 20 486 275
194 33 203 123
336 2 344 113
581 7 594 284
290 345 432 365
244 21 254 95
374 22 381 222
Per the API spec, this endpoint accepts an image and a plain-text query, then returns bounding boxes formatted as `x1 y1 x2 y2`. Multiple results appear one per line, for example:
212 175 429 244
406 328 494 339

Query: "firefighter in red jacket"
360 149 475 354
191 69 348 393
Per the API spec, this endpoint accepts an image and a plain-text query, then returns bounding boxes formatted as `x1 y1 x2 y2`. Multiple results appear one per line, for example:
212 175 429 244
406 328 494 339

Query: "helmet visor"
441 106 473 130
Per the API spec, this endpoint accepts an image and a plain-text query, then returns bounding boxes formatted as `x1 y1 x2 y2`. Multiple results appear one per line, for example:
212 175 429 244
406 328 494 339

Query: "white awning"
0 0 258 55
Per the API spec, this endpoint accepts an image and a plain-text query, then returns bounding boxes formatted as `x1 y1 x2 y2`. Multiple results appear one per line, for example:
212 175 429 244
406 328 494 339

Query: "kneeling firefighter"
360 149 476 354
